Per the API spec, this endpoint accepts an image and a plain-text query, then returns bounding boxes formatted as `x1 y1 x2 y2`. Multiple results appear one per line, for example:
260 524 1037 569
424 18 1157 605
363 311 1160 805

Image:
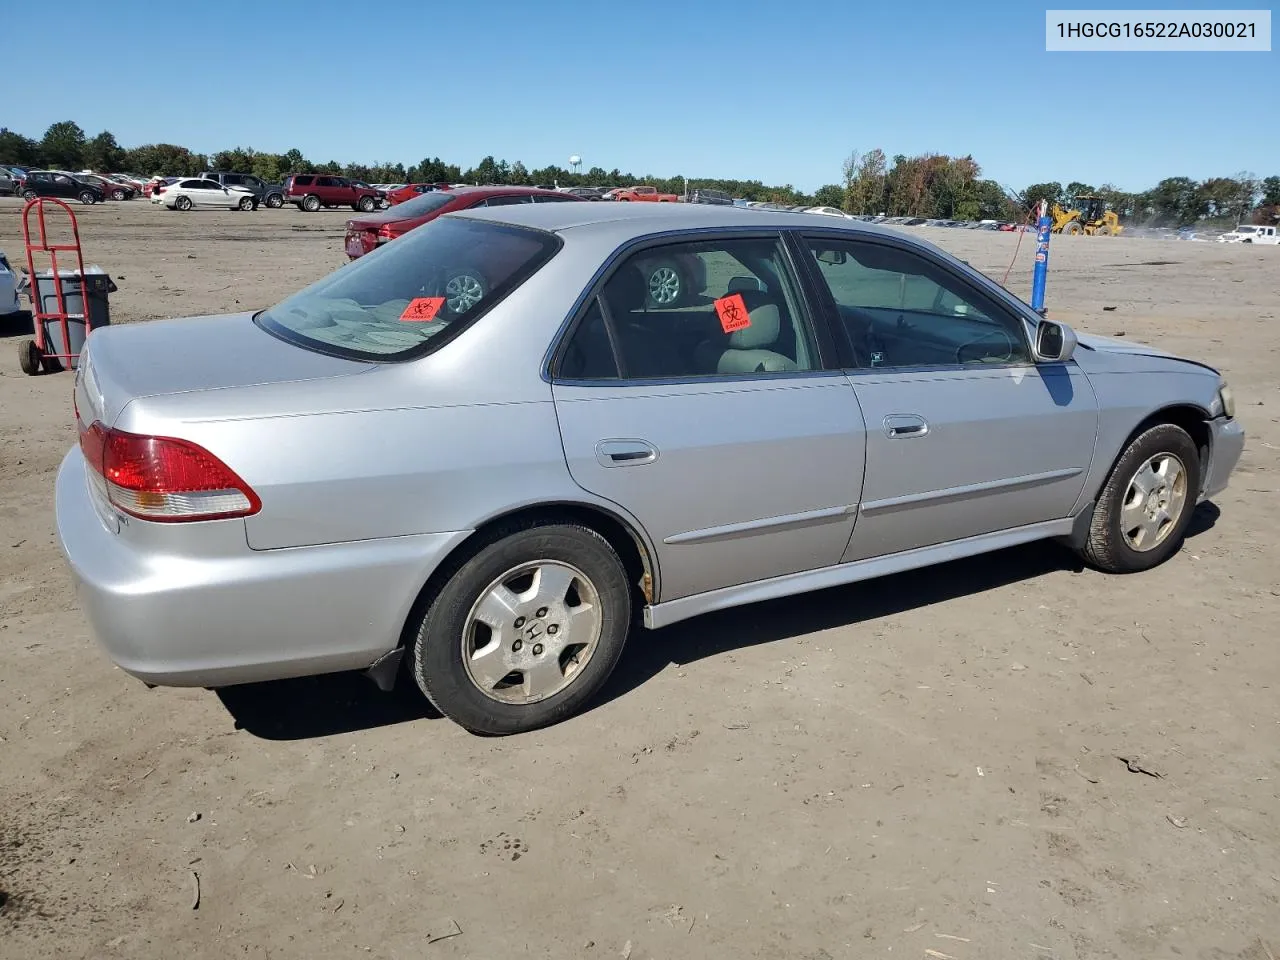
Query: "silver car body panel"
55 202 1245 688
554 373 866 599
842 362 1098 561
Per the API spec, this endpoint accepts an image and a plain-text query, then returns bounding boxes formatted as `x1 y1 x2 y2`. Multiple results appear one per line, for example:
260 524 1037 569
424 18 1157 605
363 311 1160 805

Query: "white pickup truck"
1216 224 1279 244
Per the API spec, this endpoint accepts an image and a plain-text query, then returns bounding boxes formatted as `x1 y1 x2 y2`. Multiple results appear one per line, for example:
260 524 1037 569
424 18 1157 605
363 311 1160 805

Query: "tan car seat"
715 303 798 374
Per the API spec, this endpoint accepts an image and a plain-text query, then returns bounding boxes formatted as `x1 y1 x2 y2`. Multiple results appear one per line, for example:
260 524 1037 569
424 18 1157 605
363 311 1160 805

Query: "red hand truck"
18 197 90 375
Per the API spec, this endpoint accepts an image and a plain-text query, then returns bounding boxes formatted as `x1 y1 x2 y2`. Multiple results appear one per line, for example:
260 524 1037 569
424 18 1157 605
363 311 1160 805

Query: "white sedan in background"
163 178 257 211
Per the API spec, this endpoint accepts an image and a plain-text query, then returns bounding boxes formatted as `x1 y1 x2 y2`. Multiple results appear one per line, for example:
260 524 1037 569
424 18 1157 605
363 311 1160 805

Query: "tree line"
0 121 815 206
837 148 1279 228
3 121 1277 227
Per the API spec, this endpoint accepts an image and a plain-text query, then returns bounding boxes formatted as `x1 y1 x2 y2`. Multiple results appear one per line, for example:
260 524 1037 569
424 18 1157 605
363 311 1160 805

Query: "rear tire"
302 194 321 212
410 523 632 735
1079 423 1201 574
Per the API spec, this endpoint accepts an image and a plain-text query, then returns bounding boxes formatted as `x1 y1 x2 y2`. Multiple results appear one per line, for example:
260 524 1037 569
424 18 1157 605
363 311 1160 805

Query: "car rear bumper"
55 448 469 689
1202 415 1245 500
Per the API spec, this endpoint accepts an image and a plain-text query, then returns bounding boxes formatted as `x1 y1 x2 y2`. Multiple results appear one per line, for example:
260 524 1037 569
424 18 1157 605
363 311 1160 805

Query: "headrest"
604 264 649 313
728 303 781 350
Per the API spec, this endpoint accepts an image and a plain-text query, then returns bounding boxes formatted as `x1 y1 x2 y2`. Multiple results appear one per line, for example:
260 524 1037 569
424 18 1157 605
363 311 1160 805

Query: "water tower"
569 155 582 175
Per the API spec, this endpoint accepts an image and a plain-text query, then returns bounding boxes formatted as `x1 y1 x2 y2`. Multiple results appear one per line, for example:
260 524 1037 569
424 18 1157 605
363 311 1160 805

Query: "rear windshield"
255 217 561 361
388 191 458 216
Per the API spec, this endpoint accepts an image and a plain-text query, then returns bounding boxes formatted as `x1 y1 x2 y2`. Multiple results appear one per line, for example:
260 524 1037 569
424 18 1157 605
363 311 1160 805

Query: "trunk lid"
75 311 371 427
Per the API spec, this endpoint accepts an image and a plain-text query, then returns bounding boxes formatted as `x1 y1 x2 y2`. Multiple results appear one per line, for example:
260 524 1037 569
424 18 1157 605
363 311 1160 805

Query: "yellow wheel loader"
1050 195 1124 236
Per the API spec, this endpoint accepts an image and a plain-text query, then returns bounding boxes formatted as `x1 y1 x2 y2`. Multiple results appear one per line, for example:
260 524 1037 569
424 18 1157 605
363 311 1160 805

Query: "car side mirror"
814 249 847 266
1033 319 1077 362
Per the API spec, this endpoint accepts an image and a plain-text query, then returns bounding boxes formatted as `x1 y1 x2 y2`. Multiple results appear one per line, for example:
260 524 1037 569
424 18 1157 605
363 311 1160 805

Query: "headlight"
1219 382 1235 418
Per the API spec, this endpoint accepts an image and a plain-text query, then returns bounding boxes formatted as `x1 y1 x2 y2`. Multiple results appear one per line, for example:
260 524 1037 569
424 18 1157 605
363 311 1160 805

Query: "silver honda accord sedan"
56 202 1245 734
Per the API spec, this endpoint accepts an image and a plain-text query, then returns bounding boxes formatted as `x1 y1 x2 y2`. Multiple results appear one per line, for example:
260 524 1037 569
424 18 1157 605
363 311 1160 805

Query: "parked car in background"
78 174 135 200
1216 224 1279 245
345 186 707 310
0 168 17 196
561 186 606 200
106 173 147 193
686 187 733 205
805 206 849 218
198 171 285 208
343 185 581 260
161 178 257 211
284 174 382 212
386 183 448 205
19 171 104 204
54 203 1244 735
146 177 181 201
0 248 21 316
612 185 679 203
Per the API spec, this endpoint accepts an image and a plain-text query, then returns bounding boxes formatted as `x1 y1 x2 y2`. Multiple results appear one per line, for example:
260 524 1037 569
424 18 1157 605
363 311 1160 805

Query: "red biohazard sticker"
714 293 751 334
400 297 446 322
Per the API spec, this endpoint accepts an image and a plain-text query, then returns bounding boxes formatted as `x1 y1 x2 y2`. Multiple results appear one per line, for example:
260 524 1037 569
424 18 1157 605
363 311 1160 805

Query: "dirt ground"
1 198 1277 960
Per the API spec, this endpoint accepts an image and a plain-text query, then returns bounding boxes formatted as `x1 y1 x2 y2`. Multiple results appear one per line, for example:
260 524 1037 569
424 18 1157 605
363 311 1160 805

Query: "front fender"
1074 363 1221 509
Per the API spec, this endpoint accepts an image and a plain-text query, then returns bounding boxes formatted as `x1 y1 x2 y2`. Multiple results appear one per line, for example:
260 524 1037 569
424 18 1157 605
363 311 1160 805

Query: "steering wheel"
955 329 1017 365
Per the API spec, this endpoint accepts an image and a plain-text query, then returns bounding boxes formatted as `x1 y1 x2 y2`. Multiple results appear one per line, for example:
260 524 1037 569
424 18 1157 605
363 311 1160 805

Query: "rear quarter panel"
114 247 628 551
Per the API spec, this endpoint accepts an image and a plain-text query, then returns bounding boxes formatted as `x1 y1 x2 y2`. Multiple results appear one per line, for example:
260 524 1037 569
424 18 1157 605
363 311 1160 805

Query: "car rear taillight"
376 224 399 244
78 422 260 522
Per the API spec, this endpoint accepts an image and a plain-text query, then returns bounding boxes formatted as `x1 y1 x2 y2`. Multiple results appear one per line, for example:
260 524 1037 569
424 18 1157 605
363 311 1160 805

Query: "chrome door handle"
883 414 929 439
595 439 659 467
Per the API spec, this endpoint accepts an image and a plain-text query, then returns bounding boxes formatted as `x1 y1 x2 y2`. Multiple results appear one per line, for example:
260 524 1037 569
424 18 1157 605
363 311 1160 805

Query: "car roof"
453 199 899 241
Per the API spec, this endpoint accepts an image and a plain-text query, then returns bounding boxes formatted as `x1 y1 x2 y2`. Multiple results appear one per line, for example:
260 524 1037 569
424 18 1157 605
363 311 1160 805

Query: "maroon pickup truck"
283 174 382 212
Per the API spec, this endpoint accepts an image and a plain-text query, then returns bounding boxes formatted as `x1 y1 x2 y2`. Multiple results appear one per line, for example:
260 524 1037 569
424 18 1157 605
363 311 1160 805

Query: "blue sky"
6 0 1276 192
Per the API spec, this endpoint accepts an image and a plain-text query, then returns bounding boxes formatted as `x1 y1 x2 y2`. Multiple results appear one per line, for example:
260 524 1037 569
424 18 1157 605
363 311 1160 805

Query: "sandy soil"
1 198 1277 960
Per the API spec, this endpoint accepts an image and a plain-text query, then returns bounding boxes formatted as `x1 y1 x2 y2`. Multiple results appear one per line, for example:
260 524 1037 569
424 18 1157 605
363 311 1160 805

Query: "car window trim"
545 227 845 385
792 228 1037 371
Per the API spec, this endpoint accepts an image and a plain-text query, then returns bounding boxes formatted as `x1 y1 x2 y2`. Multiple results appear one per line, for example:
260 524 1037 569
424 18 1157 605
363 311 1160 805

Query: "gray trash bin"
22 268 116 369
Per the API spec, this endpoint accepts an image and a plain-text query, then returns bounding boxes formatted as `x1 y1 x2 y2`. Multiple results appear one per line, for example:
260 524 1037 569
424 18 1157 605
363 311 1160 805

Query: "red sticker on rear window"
400 297 446 322
714 293 751 334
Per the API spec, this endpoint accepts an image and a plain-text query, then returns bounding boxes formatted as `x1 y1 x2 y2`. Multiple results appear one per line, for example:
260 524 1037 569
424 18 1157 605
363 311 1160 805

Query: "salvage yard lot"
1 198 1277 960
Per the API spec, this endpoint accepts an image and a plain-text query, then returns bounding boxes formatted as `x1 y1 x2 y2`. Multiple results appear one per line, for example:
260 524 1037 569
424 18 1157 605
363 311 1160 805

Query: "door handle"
883 414 929 439
595 439 659 467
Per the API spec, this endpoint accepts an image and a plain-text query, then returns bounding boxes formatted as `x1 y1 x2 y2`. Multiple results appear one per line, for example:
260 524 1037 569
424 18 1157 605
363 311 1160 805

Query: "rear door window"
256 217 562 361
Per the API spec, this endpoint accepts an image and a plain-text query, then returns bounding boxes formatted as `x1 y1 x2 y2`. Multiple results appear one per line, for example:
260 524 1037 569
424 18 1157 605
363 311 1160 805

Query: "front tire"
266 193 283 208
410 523 632 735
1079 423 1201 574
175 195 193 211
357 196 376 212
22 189 37 200
301 194 321 212
238 196 254 211
78 191 96 205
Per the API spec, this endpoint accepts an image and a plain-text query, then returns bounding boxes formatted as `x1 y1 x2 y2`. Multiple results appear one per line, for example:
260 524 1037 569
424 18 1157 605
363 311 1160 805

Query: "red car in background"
386 182 453 205
344 186 581 259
